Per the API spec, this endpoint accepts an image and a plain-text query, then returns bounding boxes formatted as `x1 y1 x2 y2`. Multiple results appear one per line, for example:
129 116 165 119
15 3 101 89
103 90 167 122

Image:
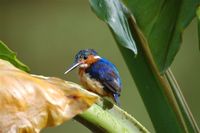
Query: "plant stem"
165 69 200 133
75 99 150 133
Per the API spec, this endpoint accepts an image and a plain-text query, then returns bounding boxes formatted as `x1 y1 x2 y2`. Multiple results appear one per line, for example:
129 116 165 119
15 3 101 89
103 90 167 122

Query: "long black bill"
64 62 82 74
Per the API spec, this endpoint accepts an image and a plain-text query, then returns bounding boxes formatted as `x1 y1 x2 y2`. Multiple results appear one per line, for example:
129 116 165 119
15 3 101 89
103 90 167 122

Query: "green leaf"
90 0 137 54
117 28 185 132
197 5 200 50
123 0 200 72
89 0 199 132
0 40 30 72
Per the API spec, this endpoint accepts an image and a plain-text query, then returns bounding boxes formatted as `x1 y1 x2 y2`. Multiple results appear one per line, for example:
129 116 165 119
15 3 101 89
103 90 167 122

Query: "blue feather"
85 58 122 95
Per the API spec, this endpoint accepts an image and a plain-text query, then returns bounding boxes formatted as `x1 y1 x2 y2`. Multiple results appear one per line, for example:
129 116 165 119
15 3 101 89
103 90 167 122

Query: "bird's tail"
113 93 121 107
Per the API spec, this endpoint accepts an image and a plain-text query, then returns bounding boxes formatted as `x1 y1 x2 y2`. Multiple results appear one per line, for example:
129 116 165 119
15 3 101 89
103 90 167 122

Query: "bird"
64 49 122 106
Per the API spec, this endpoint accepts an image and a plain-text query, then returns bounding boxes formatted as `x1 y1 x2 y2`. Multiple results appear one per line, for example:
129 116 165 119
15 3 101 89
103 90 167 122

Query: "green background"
0 1 199 132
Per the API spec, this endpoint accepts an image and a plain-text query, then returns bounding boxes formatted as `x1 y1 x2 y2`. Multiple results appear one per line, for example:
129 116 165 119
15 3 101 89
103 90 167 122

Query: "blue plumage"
65 49 122 106
85 58 122 95
85 58 122 105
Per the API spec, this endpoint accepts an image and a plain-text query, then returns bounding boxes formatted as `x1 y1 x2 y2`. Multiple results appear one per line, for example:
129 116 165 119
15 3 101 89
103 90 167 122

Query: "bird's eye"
83 56 87 60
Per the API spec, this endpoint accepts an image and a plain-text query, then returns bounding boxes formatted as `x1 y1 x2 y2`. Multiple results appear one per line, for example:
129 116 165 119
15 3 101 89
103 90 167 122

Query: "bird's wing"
86 59 122 94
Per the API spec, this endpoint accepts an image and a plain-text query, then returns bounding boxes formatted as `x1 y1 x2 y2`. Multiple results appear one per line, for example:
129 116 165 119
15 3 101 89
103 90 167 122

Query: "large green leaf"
123 0 199 72
117 24 185 132
90 0 137 54
0 40 30 72
89 0 199 132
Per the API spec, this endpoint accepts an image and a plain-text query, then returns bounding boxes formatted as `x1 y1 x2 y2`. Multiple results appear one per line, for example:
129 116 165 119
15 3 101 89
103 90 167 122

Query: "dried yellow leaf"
0 59 98 133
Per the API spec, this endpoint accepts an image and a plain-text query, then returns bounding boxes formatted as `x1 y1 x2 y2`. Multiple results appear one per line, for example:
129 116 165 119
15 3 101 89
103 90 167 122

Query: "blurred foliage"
0 40 29 72
197 6 200 48
0 1 200 133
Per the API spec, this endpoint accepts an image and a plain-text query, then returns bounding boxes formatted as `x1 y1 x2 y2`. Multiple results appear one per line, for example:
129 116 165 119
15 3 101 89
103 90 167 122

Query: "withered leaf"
0 59 98 133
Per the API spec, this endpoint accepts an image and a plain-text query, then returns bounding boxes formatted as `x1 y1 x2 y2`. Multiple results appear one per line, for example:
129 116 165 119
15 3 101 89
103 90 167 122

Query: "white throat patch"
80 64 89 68
94 55 101 59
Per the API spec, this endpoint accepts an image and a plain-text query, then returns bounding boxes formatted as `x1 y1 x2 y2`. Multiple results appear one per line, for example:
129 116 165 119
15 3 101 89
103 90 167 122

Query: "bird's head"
64 49 101 74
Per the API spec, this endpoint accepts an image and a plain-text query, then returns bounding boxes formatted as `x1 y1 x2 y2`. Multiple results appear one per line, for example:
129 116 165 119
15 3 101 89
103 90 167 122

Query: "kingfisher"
64 49 122 105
